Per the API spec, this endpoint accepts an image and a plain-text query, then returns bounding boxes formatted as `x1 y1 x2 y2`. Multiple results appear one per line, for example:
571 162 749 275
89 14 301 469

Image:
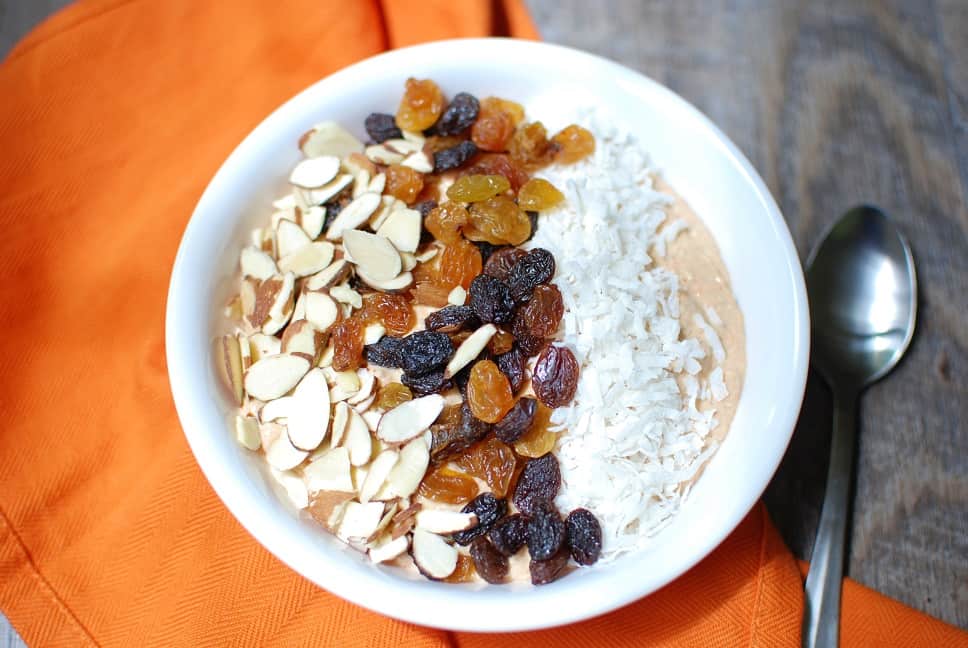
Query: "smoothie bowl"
165 38 808 631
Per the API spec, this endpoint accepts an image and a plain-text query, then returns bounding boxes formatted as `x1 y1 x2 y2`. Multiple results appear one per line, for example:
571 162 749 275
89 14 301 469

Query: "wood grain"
0 1 964 645
527 0 967 629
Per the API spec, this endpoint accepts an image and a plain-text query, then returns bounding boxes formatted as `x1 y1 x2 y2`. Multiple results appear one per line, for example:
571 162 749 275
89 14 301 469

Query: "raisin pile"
345 80 600 586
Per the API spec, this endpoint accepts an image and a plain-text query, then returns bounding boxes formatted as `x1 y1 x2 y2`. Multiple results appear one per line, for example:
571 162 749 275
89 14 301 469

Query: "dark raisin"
532 345 580 408
512 453 561 516
525 210 539 242
401 368 452 395
488 514 529 557
433 140 478 173
398 330 453 376
493 397 537 444
529 546 571 585
527 499 565 561
468 537 508 584
482 247 527 281
425 305 480 333
429 402 491 461
495 346 527 393
565 508 602 566
363 335 403 368
514 334 547 357
415 199 438 219
512 284 564 339
433 92 480 136
453 493 507 545
473 241 504 264
508 248 555 302
364 112 402 143
468 274 515 324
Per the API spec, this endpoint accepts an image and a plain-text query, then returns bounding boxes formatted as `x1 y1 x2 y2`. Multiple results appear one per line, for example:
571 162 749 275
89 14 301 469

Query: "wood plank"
528 0 967 629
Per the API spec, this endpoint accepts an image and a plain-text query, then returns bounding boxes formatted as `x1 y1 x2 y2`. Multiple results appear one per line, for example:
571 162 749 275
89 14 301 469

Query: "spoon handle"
803 393 857 648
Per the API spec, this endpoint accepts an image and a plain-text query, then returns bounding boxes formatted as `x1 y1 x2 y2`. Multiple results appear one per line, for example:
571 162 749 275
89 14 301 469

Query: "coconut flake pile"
530 112 729 561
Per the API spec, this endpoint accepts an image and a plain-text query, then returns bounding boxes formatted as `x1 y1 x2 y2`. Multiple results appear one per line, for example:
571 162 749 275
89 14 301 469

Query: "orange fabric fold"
0 1 963 646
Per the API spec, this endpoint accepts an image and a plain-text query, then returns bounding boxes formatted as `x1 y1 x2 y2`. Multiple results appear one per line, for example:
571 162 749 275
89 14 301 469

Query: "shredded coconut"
530 110 730 561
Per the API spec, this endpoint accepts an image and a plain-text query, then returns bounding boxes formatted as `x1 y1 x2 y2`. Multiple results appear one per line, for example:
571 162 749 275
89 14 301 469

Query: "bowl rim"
166 37 809 632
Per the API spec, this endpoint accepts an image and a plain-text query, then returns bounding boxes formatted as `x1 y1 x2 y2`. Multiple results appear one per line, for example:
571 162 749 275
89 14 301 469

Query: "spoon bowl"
806 205 917 389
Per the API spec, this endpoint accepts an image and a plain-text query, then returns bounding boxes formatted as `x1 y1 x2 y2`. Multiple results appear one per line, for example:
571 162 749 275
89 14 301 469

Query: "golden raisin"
467 195 532 246
509 121 557 171
444 553 477 583
517 178 565 211
411 281 452 307
363 292 415 336
332 315 365 371
552 124 596 164
487 328 515 355
424 134 466 154
514 403 557 458
425 202 469 244
467 360 514 423
438 238 483 289
395 78 445 132
454 437 518 498
436 403 464 426
385 164 425 205
418 465 480 505
447 174 511 203
481 97 525 126
375 382 413 410
471 100 514 152
462 154 530 193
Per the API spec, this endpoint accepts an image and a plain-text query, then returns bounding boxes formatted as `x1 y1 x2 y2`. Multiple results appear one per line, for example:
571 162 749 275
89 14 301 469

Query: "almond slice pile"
218 122 460 570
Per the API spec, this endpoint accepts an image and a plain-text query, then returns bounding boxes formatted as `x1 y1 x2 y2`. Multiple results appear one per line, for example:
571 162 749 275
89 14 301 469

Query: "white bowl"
166 38 809 632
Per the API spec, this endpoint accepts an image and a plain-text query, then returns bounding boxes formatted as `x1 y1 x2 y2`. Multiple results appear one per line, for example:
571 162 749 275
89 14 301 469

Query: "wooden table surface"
1 1 965 644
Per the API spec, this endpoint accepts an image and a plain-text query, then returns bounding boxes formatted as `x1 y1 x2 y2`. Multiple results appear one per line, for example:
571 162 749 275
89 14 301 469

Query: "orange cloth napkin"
0 1 964 646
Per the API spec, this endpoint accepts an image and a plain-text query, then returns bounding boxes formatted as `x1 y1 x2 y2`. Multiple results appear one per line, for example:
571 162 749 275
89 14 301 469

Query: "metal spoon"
802 205 917 648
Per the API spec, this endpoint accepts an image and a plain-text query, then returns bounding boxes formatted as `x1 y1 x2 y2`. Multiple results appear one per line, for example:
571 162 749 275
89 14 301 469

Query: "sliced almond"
364 144 405 166
329 401 350 448
304 292 338 332
305 259 350 292
400 252 417 272
342 408 373 467
240 246 279 280
243 353 310 401
287 368 331 451
238 333 252 370
361 409 382 432
447 285 467 306
329 283 363 309
299 205 326 239
400 151 433 173
277 218 313 258
368 195 400 231
411 528 458 580
347 368 375 405
304 173 353 205
359 449 400 504
375 208 421 254
263 272 295 334
325 192 381 240
415 246 439 263
383 138 422 155
234 415 261 450
327 368 361 402
240 278 258 321
270 468 309 509
292 291 307 321
337 501 386 541
363 323 386 346
368 172 387 194
353 393 377 415
271 207 298 230
299 122 363 159
342 152 377 176
369 501 399 543
383 437 429 499
259 421 285 449
368 534 409 564
259 396 293 423
317 342 335 368
281 319 323 360
265 432 309 471
342 230 402 281
308 490 353 532
289 155 340 189
303 446 354 493
401 129 426 146
249 276 283 328
351 168 371 199
218 335 244 405
351 462 369 493
415 510 478 534
261 301 293 336
444 324 496 378
356 269 413 293
273 193 297 210
377 394 445 443
249 333 281 361
279 241 335 278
